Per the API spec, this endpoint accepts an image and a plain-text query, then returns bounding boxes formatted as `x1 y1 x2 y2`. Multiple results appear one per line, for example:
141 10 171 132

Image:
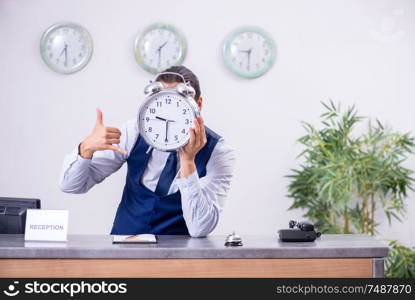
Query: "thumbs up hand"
79 109 128 159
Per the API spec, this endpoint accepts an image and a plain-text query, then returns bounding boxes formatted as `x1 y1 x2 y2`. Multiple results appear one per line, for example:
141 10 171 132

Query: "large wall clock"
40 22 93 74
134 23 187 74
222 26 276 78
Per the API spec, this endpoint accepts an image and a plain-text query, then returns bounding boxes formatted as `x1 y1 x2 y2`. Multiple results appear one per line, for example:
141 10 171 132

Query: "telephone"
278 220 321 242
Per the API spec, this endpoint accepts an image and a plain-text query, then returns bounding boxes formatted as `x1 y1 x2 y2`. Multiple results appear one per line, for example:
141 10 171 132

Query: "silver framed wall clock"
134 23 187 74
40 22 93 74
222 26 276 78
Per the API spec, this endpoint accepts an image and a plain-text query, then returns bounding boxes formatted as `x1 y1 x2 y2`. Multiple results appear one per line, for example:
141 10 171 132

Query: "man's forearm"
179 158 196 178
176 171 219 237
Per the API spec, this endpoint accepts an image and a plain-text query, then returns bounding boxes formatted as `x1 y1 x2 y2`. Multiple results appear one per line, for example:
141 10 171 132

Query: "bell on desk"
225 231 243 247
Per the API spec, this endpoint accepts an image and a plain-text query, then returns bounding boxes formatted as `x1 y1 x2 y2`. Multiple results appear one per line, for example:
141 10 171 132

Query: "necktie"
155 151 178 196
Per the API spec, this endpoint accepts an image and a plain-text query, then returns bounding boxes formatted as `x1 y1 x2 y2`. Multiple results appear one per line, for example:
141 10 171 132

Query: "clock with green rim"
222 26 276 78
134 23 187 74
40 22 93 74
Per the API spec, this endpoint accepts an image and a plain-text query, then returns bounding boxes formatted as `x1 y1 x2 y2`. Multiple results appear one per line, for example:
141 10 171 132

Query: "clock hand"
157 49 161 68
158 41 168 50
155 116 176 122
247 48 252 71
156 41 168 68
165 121 169 143
59 44 67 57
59 44 68 65
64 44 68 65
156 116 167 121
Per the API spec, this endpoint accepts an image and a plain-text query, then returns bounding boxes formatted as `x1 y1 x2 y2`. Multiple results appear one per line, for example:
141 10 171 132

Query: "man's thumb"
96 108 104 126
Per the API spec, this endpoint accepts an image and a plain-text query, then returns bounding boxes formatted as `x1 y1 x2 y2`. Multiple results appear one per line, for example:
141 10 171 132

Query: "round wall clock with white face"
222 26 276 78
40 22 93 74
134 23 187 74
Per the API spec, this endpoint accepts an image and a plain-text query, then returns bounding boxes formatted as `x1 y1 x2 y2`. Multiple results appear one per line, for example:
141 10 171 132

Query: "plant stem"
370 194 375 236
344 208 350 233
362 193 369 234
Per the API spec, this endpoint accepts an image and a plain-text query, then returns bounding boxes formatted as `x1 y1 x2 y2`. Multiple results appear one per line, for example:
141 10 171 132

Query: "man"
59 66 235 237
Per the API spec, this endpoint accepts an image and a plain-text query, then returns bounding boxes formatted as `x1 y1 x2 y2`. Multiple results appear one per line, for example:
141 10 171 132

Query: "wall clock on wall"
134 23 187 74
222 26 276 78
40 22 93 74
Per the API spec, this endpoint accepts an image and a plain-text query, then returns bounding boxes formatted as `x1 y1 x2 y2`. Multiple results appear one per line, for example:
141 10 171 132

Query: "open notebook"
112 234 157 244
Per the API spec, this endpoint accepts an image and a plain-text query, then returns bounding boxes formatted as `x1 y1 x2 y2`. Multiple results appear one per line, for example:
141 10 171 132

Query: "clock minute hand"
165 120 169 143
247 48 252 71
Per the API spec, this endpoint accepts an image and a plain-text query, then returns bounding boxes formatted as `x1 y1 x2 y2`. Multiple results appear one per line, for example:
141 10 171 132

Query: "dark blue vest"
110 127 221 235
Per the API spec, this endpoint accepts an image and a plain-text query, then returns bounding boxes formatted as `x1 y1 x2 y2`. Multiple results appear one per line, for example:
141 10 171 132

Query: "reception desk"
0 234 388 278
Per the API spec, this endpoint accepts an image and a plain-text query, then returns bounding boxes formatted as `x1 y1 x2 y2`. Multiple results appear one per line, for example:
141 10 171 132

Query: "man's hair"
157 65 201 100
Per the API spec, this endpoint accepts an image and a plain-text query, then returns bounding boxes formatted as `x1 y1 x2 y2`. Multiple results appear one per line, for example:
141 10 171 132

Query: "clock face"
134 23 187 74
138 90 199 151
223 26 276 78
40 22 93 74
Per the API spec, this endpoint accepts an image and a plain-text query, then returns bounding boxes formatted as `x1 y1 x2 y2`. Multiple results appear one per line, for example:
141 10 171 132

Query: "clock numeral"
182 109 187 115
148 127 153 132
174 135 178 141
181 129 186 134
156 101 162 107
185 119 190 125
155 134 159 139
165 98 171 104
146 117 150 122
149 108 156 114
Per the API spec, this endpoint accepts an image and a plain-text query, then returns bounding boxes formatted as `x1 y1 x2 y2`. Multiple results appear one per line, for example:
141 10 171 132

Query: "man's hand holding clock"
179 116 207 178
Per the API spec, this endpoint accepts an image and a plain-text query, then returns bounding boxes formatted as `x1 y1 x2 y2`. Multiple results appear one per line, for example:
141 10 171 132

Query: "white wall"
1 0 414 245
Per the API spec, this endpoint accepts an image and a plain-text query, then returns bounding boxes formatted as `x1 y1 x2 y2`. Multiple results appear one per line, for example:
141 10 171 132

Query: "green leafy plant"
386 241 415 278
287 101 415 277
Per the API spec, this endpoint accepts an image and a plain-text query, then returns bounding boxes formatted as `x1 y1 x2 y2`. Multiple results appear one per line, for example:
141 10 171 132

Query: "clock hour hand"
59 43 68 65
158 41 168 51
155 116 175 122
156 116 167 122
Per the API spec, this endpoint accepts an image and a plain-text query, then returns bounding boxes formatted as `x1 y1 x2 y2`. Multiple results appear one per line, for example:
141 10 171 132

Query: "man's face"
160 81 202 110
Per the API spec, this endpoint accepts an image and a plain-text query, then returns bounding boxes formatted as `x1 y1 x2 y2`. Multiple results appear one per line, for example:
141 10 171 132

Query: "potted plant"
287 101 415 277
